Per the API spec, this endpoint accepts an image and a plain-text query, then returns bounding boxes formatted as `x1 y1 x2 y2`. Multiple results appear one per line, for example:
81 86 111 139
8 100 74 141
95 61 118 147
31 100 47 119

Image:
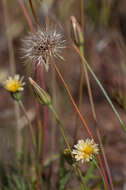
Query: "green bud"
11 91 22 101
70 16 84 47
29 77 51 106
64 148 75 165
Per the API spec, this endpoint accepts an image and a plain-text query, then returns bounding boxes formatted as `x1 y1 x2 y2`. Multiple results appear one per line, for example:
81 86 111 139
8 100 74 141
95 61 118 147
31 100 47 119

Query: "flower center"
5 80 21 92
82 145 93 155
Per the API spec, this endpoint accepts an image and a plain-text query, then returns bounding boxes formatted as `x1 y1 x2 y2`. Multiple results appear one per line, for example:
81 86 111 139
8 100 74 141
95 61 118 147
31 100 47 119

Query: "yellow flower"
72 139 99 163
4 75 25 92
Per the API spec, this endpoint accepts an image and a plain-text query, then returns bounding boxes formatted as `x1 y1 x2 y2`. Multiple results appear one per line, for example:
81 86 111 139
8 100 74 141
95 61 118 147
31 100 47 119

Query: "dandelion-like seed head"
22 28 65 71
4 74 25 92
72 138 99 163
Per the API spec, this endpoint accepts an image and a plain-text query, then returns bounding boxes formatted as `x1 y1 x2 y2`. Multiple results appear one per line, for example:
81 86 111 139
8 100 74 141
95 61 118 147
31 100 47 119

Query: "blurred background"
1 0 126 189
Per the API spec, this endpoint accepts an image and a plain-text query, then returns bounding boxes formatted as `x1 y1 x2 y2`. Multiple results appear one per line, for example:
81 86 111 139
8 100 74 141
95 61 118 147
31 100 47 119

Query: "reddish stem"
18 0 47 168
53 62 93 138
28 0 47 169
34 65 39 137
17 0 34 32
39 64 47 168
17 2 42 190
52 62 110 190
97 155 110 190
28 0 39 26
97 129 114 190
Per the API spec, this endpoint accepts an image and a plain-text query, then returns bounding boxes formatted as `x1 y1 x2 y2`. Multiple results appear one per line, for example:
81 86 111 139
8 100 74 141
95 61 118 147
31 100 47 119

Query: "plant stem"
73 42 114 190
73 0 85 142
97 155 110 190
18 100 36 150
49 104 71 152
96 129 114 190
18 100 40 189
2 0 15 75
74 164 88 190
39 64 47 168
27 0 47 169
52 62 93 139
28 0 39 26
18 1 47 188
52 62 110 190
48 104 87 189
2 0 22 177
93 159 107 190
73 44 126 132
34 64 40 148
17 0 34 32
51 65 57 153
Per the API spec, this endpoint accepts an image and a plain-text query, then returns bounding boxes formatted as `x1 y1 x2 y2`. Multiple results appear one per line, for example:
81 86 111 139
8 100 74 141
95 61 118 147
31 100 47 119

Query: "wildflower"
72 139 99 163
22 28 65 71
4 74 25 93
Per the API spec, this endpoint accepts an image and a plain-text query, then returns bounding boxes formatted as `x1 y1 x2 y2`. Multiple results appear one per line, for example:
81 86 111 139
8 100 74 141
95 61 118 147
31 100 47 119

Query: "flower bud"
70 16 84 47
11 91 22 101
64 148 75 165
29 77 51 106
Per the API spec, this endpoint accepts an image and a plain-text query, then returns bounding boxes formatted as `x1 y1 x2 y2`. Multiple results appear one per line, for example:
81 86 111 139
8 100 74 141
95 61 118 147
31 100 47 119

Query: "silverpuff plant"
22 27 65 71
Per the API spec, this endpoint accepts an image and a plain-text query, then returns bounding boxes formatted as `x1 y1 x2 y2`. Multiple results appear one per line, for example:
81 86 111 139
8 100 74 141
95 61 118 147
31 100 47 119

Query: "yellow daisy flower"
72 139 99 163
4 74 25 92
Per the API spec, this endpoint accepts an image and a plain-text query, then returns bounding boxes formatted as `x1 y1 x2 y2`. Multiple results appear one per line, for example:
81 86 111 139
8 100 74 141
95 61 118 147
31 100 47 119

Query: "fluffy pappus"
22 27 65 71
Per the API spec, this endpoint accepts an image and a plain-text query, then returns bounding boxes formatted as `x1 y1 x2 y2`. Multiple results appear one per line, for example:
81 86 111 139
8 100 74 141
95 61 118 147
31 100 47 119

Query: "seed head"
22 28 65 71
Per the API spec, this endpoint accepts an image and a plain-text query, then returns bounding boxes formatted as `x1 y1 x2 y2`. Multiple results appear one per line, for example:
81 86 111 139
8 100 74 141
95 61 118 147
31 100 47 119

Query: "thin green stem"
18 100 36 150
96 129 114 190
73 18 113 188
48 104 87 189
52 62 110 190
93 159 107 190
73 44 126 131
80 46 97 121
51 65 57 153
74 164 88 190
49 104 71 153
18 100 43 189
80 0 84 35
2 0 23 177
38 64 47 169
73 65 83 142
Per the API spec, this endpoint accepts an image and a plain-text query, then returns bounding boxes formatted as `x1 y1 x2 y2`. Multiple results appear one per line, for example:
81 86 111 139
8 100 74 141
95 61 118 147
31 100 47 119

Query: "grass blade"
73 45 126 132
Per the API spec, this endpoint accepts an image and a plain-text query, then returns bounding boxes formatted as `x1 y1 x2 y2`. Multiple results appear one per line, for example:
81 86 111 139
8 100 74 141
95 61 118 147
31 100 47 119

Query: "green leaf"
81 56 126 132
83 161 96 184
44 154 59 167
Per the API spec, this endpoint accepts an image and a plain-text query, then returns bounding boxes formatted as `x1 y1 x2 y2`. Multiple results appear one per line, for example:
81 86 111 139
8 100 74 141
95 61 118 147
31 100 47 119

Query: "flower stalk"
18 0 47 174
73 44 126 132
51 62 110 190
28 0 39 26
29 77 89 189
71 16 97 142
17 0 34 32
71 16 114 189
18 100 36 150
